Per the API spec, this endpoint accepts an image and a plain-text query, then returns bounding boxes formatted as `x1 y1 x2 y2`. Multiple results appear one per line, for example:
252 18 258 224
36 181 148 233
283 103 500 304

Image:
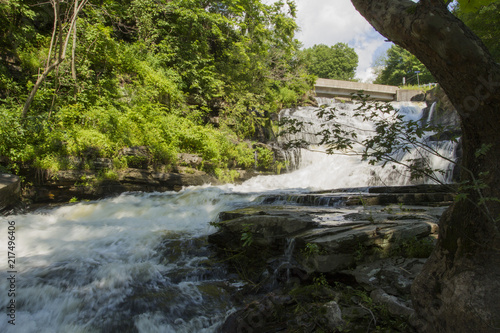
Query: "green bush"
255 146 275 171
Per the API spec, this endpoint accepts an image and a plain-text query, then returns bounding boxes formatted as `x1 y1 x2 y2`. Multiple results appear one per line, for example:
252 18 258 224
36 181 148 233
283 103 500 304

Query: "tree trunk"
350 0 500 331
71 0 78 82
22 0 87 118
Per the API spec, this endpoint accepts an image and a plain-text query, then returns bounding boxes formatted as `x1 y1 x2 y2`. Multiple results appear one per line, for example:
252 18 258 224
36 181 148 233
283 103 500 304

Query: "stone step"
258 184 455 207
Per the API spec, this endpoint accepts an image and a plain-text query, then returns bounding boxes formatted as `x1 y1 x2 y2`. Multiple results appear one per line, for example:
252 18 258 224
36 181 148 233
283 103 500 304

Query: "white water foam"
0 187 260 333
258 99 458 191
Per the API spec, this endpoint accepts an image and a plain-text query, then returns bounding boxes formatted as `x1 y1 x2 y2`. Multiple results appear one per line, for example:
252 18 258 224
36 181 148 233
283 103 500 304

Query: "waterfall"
0 98 460 333
275 98 458 189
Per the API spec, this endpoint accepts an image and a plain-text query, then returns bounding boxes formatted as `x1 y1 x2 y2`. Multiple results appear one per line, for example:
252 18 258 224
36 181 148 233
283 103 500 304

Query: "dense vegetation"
0 0 315 179
374 45 435 86
455 0 500 62
300 43 358 81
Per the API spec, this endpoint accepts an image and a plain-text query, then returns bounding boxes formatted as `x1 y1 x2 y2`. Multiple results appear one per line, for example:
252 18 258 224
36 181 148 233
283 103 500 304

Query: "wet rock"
220 294 292 333
370 288 415 317
0 173 21 211
323 301 344 327
296 216 433 273
346 257 427 296
262 184 456 207
209 206 321 250
210 185 452 332
211 198 443 275
367 184 456 194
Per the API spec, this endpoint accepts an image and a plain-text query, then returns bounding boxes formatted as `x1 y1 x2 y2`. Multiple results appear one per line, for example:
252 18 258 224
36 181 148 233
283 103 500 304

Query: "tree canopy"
455 0 500 61
374 45 435 86
301 43 359 80
0 0 314 177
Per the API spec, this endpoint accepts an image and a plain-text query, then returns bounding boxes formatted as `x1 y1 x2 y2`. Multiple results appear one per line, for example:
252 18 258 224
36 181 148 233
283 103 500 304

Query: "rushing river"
0 186 275 332
0 100 457 332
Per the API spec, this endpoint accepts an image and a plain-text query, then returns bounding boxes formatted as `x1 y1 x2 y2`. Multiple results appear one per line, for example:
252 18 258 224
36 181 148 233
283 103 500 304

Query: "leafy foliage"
455 0 500 61
374 45 435 86
456 0 497 12
301 43 359 80
0 0 314 179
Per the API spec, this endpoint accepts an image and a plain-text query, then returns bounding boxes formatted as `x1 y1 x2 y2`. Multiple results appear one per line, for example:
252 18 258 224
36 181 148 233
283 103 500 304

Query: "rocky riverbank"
208 185 455 332
1 148 272 208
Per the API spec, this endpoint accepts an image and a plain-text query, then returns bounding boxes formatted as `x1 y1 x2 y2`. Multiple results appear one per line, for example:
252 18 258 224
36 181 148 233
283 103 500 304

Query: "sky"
294 0 393 82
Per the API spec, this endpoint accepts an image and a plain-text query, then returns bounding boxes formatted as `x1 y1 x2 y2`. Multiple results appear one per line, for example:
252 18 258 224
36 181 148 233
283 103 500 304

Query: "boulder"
295 208 439 273
346 257 427 296
323 301 344 327
209 206 320 251
177 153 203 168
370 288 414 317
0 173 21 211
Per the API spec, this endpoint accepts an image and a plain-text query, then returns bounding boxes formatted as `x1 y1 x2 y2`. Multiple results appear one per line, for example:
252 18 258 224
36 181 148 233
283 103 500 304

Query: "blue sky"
294 0 393 82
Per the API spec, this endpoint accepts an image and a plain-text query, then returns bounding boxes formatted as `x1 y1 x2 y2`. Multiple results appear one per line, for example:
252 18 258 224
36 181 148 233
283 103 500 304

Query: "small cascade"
272 144 302 172
260 191 362 207
272 238 297 286
426 101 438 125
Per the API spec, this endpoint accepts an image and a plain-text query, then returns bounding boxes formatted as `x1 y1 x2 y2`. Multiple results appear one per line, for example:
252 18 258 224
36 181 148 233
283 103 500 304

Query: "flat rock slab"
260 184 456 207
0 173 21 211
210 203 444 274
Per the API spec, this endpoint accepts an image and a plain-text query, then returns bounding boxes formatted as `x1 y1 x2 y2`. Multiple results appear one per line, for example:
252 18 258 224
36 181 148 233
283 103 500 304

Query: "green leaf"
454 193 468 202
457 0 495 13
475 143 493 158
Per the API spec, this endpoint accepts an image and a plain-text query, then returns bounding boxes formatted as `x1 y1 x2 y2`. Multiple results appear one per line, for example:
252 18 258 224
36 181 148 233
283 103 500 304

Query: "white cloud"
294 0 391 82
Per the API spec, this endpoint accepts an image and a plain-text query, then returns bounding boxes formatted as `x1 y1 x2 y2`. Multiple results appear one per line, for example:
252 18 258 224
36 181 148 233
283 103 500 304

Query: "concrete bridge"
314 78 420 101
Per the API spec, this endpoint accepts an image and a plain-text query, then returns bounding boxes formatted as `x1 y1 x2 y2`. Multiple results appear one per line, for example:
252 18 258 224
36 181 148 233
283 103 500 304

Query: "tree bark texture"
350 0 500 332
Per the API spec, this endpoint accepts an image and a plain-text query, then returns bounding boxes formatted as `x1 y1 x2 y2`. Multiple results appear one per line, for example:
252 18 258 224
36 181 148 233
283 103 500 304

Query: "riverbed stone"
323 301 344 327
0 173 21 211
371 288 415 317
209 207 320 250
345 257 427 295
211 185 453 332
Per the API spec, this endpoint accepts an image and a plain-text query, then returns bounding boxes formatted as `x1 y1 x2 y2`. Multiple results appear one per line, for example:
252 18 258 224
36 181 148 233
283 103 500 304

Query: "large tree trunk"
350 0 500 331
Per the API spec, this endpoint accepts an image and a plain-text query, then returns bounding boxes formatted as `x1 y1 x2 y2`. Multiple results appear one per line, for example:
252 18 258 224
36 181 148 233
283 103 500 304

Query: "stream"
0 99 458 332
